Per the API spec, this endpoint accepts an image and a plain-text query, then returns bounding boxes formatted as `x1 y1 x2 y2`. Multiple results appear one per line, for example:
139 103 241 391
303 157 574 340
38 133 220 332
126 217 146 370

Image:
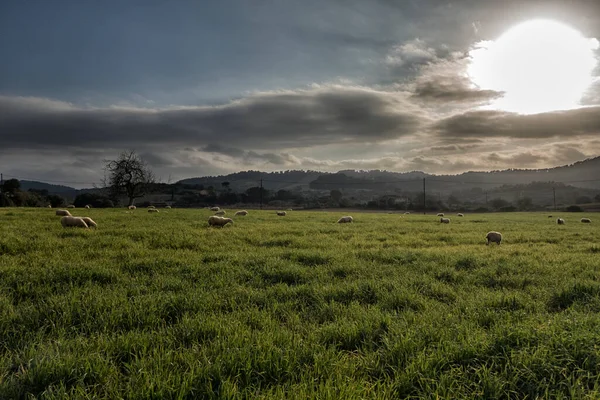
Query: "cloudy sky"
2 0 600 187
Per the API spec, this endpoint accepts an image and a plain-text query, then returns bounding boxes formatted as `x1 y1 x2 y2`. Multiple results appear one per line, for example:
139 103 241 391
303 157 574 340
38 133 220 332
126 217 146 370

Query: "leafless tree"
103 150 156 206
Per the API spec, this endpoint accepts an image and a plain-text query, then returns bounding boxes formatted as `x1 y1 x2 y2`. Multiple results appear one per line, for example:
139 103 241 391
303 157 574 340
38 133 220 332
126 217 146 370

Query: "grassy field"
1 208 600 399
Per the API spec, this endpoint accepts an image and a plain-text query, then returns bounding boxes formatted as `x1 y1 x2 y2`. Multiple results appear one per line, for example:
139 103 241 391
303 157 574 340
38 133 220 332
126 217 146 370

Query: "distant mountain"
19 180 79 195
178 157 600 193
13 156 600 199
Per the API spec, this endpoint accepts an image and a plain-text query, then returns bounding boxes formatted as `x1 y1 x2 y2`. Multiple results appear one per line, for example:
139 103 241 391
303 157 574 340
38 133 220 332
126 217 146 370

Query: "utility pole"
422 178 426 215
553 187 556 211
259 178 263 210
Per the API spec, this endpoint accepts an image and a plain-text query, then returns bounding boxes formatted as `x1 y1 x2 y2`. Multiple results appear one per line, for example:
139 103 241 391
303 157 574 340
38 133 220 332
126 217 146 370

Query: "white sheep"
147 205 155 209
80 217 97 228
148 209 159 213
557 218 565 225
165 206 172 209
486 231 502 245
55 210 72 217
404 212 411 215
210 207 220 212
67 205 75 209
437 213 444 217
235 210 248 216
215 210 226 215
128 205 136 210
47 205 52 208
277 211 287 216
337 216 353 223
208 216 233 227
440 217 450 224
457 213 464 217
85 205 91 209
60 216 88 228
287 208 293 211
581 218 592 223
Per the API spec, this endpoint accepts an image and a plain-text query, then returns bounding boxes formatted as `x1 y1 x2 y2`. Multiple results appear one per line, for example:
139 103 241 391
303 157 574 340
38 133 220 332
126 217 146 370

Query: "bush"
565 205 584 212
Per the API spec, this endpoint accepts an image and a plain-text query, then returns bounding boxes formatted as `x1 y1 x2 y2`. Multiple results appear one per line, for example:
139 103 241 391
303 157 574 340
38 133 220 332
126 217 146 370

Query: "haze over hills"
12 156 600 196
177 156 600 193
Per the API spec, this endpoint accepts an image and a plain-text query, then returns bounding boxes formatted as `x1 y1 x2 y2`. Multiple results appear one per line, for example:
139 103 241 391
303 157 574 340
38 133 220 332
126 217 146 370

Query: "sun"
467 19 599 114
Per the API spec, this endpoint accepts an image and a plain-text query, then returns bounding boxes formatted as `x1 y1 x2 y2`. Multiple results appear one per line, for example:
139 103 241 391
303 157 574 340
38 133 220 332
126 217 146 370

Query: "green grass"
1 208 600 399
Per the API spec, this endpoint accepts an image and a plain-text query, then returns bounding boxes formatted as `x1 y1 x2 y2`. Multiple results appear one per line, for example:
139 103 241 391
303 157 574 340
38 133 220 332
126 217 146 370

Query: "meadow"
1 208 600 399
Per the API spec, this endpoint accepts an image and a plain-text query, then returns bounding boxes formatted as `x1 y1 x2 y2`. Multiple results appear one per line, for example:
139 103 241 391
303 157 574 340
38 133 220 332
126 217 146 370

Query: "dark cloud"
412 76 503 104
0 88 426 150
201 144 246 158
433 107 600 139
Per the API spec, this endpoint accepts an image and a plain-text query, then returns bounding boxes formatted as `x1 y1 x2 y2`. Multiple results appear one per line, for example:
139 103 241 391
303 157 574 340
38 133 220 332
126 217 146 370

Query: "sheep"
235 210 248 216
215 210 226 215
47 205 52 208
557 218 565 225
277 211 287 216
208 216 233 227
60 216 89 228
128 205 136 210
85 205 91 209
337 216 353 223
440 217 450 224
147 205 155 209
581 218 592 223
80 217 97 228
457 213 464 217
67 205 75 209
486 231 502 245
55 209 72 217
165 205 172 209
437 213 444 217
287 208 293 211
148 209 159 213
210 207 220 212
404 212 411 215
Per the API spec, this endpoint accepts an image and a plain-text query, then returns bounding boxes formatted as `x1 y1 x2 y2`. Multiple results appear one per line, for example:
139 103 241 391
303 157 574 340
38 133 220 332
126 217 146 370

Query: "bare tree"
103 150 156 206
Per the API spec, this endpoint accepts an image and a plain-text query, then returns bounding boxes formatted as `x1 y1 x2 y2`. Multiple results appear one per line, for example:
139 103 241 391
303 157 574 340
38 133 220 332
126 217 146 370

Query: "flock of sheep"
51 205 593 246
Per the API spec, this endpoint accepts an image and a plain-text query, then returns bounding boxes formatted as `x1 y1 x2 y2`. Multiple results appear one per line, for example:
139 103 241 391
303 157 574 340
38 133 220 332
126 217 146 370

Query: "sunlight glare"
468 19 599 114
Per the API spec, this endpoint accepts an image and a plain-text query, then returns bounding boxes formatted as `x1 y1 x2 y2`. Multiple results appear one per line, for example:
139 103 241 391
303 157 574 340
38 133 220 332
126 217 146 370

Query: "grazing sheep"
337 216 353 223
148 209 159 213
437 213 444 217
277 211 287 216
60 216 88 228
235 210 248 216
287 208 293 211
208 216 233 227
440 217 450 224
210 207 220 212
55 209 72 217
128 205 136 210
85 205 91 209
457 213 464 217
165 206 171 209
80 217 97 228
486 231 502 245
215 210 226 215
67 205 75 209
147 205 155 209
47 205 52 208
557 218 565 225
581 218 592 223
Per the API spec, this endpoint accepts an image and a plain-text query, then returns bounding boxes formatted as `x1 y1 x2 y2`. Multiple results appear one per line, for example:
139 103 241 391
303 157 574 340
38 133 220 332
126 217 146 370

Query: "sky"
2 0 600 187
